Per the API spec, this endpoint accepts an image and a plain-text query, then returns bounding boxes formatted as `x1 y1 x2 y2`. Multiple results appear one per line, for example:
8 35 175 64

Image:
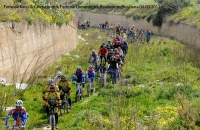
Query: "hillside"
0 0 73 25
68 0 200 27
1 28 200 129
1 0 199 27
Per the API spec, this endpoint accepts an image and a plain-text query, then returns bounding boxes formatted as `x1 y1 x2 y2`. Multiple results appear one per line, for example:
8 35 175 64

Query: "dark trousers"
100 55 107 63
60 94 72 107
46 107 58 124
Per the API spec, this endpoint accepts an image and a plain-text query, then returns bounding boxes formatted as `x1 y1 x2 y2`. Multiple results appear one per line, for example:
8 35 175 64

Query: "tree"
154 0 165 5
152 0 191 27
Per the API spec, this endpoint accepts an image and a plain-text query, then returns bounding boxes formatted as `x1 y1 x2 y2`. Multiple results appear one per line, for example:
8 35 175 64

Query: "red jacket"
115 37 120 42
114 51 119 56
98 48 108 56
112 41 116 45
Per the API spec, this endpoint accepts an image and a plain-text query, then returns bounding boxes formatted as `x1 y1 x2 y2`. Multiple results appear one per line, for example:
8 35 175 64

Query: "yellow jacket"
120 32 124 37
132 28 136 33
58 80 71 94
44 91 61 106
43 84 59 93
113 25 116 29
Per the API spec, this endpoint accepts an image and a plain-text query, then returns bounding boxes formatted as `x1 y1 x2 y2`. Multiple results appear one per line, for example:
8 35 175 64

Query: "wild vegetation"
0 0 73 25
172 6 200 26
70 0 158 20
1 0 200 26
63 0 157 6
69 0 200 27
152 0 190 26
1 28 200 129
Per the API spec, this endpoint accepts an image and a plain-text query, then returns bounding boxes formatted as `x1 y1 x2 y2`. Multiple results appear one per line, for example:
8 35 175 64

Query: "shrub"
0 0 73 25
146 14 154 22
77 0 83 5
168 19 174 26
153 0 191 27
142 15 146 19
153 10 163 26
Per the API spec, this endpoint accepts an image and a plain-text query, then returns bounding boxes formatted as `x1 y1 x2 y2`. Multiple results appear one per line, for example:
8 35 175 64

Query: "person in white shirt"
53 71 63 86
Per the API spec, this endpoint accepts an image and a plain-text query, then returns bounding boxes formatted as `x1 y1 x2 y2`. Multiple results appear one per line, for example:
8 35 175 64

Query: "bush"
77 0 83 5
142 15 146 19
146 14 154 22
153 0 191 27
133 15 142 20
152 10 163 26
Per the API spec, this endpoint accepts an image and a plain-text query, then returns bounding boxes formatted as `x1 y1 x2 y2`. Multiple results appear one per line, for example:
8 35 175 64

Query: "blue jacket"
4 107 29 127
123 41 128 49
72 71 85 83
146 31 151 37
86 69 95 78
88 53 98 63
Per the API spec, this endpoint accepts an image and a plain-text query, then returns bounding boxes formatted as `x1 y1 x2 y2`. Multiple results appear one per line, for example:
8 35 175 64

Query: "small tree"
153 0 191 27
154 0 166 5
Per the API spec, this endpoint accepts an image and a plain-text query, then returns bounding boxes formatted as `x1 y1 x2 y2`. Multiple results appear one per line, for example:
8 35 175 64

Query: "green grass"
71 0 200 26
0 28 108 129
0 0 74 25
1 0 200 27
172 6 200 26
1 28 200 129
72 0 157 6
69 0 158 20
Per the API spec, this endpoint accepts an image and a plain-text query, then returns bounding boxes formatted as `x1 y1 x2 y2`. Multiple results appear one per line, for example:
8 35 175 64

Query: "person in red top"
131 25 135 31
116 24 120 35
77 21 81 29
105 21 109 29
112 39 117 46
115 35 121 42
114 48 119 56
105 21 108 25
98 45 108 64
113 41 120 49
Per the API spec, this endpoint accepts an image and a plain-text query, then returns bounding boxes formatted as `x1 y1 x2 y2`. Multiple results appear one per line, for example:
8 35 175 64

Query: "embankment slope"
0 20 78 82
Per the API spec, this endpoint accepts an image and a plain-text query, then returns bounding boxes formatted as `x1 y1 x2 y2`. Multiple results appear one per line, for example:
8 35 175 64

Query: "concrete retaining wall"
76 11 200 47
0 20 78 82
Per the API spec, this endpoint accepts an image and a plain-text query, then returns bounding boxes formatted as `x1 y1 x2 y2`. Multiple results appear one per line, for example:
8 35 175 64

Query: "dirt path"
42 126 51 130
80 92 98 105
35 93 97 130
31 124 52 130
